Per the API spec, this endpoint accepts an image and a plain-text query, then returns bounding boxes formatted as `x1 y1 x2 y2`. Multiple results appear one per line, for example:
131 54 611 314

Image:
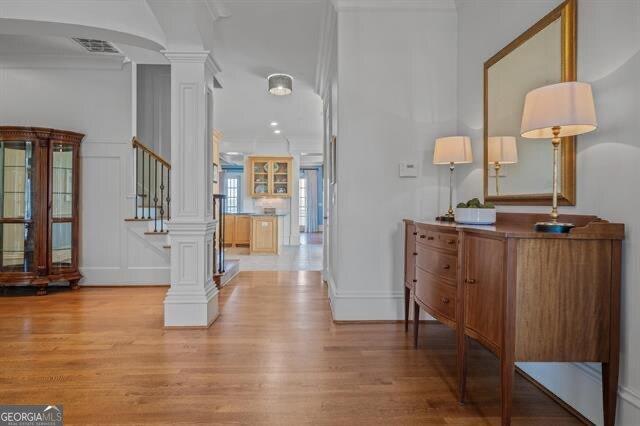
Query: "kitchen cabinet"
247 156 292 197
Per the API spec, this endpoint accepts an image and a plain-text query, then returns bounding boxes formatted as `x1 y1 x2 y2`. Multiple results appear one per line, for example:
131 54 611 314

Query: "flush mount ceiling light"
270 121 278 127
274 129 282 134
267 74 293 96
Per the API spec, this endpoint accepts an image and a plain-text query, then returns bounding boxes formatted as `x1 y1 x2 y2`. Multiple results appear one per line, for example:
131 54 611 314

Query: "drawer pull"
465 278 477 284
427 236 434 240
443 264 451 270
420 235 426 239
413 232 418 236
412 279 417 283
447 239 456 245
441 297 450 304
413 252 418 256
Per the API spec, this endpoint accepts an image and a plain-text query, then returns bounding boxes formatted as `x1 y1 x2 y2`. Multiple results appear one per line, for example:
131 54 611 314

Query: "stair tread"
144 231 169 235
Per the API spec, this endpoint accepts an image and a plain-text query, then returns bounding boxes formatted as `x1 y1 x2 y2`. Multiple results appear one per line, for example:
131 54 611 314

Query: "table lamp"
488 136 518 196
433 136 473 221
521 81 597 233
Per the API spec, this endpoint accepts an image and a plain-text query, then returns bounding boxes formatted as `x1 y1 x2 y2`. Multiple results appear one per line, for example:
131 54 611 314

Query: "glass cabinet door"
272 160 289 196
51 143 74 269
0 141 37 272
252 160 269 196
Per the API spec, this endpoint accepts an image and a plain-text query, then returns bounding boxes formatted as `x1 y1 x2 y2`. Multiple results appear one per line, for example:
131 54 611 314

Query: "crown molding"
332 0 456 12
0 53 127 70
314 0 337 102
204 0 231 20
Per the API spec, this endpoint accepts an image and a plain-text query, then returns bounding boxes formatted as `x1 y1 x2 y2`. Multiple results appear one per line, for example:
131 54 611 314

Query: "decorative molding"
0 53 127 70
332 0 457 11
204 0 231 20
314 0 337 101
571 363 640 410
162 50 210 63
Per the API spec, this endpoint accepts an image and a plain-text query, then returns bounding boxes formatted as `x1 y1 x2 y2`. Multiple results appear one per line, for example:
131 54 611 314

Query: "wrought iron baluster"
160 165 165 233
134 145 139 219
166 172 171 220
147 150 152 219
153 159 158 232
141 150 145 220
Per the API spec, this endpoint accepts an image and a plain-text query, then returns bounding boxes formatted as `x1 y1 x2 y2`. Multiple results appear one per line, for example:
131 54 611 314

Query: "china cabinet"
0 127 83 295
247 156 292 197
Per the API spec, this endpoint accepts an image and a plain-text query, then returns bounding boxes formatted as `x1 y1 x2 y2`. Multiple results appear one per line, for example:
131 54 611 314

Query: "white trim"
0 53 127 70
204 0 231 20
314 0 337 101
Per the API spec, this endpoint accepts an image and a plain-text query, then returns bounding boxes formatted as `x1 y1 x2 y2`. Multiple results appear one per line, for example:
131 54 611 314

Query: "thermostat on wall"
399 162 418 178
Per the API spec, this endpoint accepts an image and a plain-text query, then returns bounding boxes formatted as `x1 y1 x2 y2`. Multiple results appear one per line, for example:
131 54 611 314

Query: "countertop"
225 212 288 217
405 213 624 240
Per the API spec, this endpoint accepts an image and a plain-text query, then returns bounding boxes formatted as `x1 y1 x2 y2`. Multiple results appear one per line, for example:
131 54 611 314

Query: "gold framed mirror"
484 0 576 205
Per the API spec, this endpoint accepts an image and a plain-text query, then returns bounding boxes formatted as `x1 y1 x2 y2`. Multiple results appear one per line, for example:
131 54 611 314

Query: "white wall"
0 58 169 284
330 4 457 320
137 64 171 161
455 0 640 423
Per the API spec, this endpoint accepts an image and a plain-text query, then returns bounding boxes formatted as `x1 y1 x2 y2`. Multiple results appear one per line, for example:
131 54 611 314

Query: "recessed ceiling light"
274 129 281 134
270 121 278 127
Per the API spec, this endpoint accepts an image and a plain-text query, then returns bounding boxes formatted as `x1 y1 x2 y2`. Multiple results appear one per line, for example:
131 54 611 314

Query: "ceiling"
211 0 325 154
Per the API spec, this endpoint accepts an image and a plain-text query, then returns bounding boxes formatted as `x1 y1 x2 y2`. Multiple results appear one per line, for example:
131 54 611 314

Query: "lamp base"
534 221 575 233
436 214 455 223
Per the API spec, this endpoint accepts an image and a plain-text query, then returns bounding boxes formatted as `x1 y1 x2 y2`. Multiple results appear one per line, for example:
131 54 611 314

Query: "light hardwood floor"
0 272 581 425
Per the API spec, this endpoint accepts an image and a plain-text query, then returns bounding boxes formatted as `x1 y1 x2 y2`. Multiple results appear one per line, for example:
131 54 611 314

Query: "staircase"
125 137 238 287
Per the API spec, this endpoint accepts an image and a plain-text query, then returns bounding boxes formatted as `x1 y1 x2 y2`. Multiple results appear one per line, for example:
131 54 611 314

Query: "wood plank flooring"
0 272 582 425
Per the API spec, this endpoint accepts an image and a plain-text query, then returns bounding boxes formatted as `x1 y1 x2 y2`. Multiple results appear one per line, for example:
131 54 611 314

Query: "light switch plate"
399 162 418 178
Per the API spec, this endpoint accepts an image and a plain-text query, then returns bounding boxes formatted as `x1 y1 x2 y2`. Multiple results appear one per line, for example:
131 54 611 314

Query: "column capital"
162 50 222 75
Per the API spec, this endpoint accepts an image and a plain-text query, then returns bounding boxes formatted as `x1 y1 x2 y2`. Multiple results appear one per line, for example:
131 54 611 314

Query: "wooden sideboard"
403 213 624 426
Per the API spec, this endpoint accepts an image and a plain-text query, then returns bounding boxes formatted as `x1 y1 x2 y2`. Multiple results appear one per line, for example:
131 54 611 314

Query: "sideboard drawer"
415 268 456 323
416 244 457 282
416 226 458 252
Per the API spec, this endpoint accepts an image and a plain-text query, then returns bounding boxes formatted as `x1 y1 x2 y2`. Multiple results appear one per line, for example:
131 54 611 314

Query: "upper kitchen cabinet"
247 156 293 198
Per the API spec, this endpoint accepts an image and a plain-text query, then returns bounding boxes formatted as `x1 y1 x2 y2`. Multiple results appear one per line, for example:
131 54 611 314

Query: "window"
299 177 307 229
225 176 239 213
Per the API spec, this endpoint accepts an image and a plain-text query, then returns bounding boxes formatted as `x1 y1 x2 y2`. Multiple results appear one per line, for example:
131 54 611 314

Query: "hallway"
0 272 580 424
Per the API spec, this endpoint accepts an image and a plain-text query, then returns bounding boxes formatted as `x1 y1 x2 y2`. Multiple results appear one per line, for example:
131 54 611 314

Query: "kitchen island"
224 213 287 254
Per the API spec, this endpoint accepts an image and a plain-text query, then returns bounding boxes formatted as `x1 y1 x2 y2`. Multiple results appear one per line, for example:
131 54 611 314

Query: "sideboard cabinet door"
464 235 504 352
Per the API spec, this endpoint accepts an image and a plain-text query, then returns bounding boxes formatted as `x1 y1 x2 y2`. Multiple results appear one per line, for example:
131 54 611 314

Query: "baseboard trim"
81 284 170 287
515 366 592 425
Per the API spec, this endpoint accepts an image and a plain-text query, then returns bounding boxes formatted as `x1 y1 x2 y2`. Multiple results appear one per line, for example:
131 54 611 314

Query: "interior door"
464 235 504 352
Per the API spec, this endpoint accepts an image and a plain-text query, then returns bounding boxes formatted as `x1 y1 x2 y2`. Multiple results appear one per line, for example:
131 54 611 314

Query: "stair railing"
132 137 171 233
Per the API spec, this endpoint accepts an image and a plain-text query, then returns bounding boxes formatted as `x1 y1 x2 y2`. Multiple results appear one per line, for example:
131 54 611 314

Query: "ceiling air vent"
72 38 120 54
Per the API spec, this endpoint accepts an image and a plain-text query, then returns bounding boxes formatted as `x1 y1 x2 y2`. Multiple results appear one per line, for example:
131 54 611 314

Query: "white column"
163 51 219 327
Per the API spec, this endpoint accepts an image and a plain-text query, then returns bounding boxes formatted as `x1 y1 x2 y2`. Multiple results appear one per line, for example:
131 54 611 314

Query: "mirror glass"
484 0 576 205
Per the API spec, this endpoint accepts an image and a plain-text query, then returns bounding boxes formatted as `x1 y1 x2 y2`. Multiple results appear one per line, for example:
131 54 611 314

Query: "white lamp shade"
488 136 518 164
433 136 473 164
521 81 597 139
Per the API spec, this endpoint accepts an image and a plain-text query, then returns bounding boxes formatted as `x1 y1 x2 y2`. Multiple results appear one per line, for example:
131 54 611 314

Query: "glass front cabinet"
0 127 83 295
248 156 293 198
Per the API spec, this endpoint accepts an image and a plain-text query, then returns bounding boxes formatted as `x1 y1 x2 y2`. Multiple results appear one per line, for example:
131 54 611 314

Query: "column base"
164 284 219 328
